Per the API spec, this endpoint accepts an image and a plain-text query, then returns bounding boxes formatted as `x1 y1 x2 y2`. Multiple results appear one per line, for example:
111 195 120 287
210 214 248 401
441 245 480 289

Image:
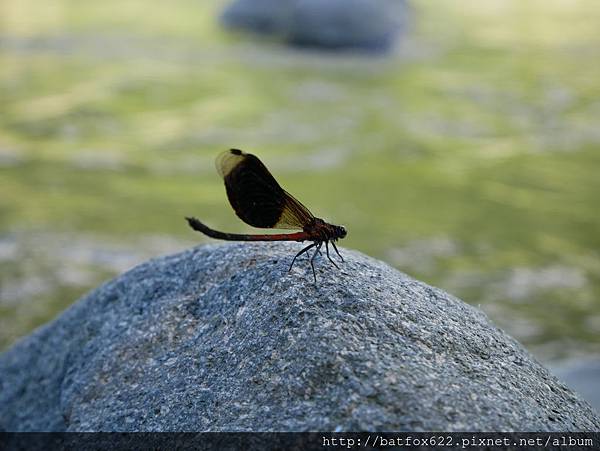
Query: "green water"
1 0 599 360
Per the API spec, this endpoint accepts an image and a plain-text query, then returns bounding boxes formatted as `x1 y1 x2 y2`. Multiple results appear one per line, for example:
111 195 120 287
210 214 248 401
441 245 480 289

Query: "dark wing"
216 149 314 230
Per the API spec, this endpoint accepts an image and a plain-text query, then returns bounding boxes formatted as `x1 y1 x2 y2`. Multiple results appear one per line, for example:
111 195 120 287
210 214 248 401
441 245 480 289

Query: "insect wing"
215 149 314 230
276 190 314 229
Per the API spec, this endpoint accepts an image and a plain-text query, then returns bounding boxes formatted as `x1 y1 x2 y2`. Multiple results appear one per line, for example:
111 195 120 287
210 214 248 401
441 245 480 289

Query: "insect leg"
289 242 317 272
308 244 322 260
325 241 339 269
331 241 344 262
309 242 323 283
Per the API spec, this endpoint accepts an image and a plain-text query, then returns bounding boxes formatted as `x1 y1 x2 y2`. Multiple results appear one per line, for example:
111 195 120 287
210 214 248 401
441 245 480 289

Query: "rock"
550 359 600 412
0 242 598 431
220 0 409 52
221 0 293 36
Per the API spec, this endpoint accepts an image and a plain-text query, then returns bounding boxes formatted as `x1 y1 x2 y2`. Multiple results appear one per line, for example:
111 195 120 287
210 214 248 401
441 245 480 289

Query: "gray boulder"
220 0 409 52
0 242 598 431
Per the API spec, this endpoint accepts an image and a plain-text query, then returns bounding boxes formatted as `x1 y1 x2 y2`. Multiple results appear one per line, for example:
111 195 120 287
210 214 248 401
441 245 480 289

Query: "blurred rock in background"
220 0 409 52
550 359 600 411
